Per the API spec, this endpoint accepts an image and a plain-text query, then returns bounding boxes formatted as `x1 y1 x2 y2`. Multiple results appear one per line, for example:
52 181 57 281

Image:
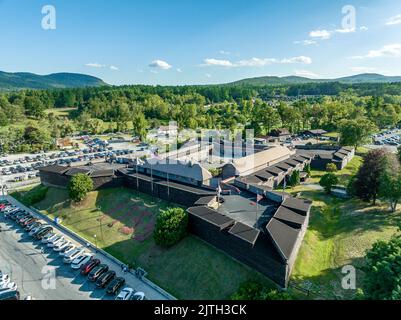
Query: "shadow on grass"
290 256 365 300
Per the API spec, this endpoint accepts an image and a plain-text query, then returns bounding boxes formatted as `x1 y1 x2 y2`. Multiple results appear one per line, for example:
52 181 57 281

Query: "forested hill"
229 73 401 86
0 71 108 91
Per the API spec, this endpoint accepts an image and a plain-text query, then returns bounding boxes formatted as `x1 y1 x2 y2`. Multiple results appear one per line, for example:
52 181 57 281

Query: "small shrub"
319 173 339 193
231 281 292 300
326 163 338 173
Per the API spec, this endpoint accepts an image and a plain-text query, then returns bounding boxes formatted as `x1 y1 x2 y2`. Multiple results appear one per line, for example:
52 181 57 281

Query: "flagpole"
136 161 139 190
256 194 259 227
167 172 170 202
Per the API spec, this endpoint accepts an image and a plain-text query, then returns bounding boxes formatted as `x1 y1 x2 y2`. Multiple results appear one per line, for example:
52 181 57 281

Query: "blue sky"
0 0 400 85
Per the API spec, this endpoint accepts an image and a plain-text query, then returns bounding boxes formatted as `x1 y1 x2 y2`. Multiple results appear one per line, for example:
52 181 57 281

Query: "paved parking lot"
1 197 173 300
0 217 96 300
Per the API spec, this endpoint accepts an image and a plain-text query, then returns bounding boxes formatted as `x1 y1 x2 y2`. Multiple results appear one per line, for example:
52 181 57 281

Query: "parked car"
29 225 44 236
63 248 85 264
1 282 17 291
0 274 11 287
106 277 126 295
130 292 146 300
96 270 116 288
115 287 134 300
0 289 20 301
59 244 76 256
88 264 109 282
81 258 101 276
34 227 53 240
53 240 70 252
41 232 56 244
26 221 42 232
47 236 64 248
71 254 92 270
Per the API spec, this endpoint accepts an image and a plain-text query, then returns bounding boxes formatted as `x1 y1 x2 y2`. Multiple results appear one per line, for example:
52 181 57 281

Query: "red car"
81 258 101 276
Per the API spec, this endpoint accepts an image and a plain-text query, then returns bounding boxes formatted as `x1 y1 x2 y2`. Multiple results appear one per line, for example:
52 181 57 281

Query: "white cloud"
219 50 231 55
294 70 320 78
334 27 356 34
360 26 368 31
110 65 119 71
148 59 172 70
351 43 401 59
309 29 332 40
236 57 277 67
85 62 106 68
294 39 317 46
205 73 212 78
176 68 182 73
386 14 401 26
203 58 234 67
202 56 312 68
281 56 312 64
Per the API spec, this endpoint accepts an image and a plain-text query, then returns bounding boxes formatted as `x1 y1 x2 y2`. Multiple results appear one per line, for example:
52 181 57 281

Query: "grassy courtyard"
29 187 274 300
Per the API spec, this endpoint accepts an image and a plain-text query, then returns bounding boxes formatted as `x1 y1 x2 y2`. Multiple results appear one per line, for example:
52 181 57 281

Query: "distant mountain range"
0 71 108 91
229 73 401 86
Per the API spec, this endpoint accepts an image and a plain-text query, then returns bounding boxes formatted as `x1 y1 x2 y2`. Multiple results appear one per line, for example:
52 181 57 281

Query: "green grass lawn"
285 155 400 300
45 107 78 118
31 186 274 300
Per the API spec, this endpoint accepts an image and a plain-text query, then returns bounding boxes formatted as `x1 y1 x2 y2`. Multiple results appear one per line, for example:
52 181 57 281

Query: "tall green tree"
339 118 376 150
351 149 392 204
68 174 94 202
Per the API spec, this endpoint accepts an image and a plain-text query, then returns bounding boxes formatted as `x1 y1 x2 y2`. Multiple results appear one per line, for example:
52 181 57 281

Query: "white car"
41 233 56 244
71 254 92 270
63 248 85 264
53 240 70 252
115 287 135 300
1 282 17 291
47 236 64 248
130 292 145 300
29 225 43 236
0 274 10 287
59 244 76 256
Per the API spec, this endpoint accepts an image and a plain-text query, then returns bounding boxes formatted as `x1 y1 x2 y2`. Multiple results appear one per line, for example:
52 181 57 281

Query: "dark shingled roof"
228 222 260 246
188 206 234 230
266 166 284 176
306 129 328 135
255 171 274 181
317 153 334 160
39 165 69 174
266 218 301 261
240 176 263 184
273 206 306 228
290 155 309 164
65 167 91 176
89 169 115 178
275 162 293 171
282 197 312 215
298 153 315 160
284 160 301 168
333 152 347 159
194 196 217 206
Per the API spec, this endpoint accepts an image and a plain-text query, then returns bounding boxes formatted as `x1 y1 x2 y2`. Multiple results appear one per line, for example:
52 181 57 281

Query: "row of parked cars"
0 200 146 301
0 200 21 301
